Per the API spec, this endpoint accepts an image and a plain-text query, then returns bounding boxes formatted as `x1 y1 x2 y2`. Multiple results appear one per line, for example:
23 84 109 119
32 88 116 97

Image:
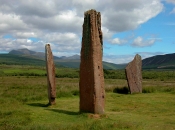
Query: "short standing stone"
45 44 56 105
125 54 142 94
79 9 105 114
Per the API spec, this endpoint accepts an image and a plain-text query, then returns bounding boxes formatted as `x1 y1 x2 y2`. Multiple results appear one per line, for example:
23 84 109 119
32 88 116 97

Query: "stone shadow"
27 103 79 115
113 86 129 94
45 109 80 115
27 103 50 107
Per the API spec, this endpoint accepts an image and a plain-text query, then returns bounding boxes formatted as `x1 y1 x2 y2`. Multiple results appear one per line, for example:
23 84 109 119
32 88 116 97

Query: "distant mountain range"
1 48 126 69
0 48 174 69
8 48 80 60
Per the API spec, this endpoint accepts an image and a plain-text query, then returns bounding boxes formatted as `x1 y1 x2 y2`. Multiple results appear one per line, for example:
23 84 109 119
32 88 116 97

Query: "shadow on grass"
27 103 50 107
45 109 80 115
27 103 79 115
113 86 129 94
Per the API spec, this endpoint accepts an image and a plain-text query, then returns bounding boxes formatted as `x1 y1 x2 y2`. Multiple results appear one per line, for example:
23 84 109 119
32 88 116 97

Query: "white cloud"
0 13 28 34
42 32 80 44
100 0 163 32
14 32 37 39
0 0 164 57
0 37 46 52
101 27 114 40
110 38 127 45
103 54 135 64
20 10 83 33
27 39 32 43
15 39 28 44
53 51 79 57
41 32 81 53
131 36 160 47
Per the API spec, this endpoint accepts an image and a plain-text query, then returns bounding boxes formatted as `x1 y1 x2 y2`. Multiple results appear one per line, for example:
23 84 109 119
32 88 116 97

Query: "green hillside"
54 59 80 68
0 54 63 68
1 52 175 70
142 53 175 69
6 48 127 69
0 54 45 66
0 54 125 69
103 61 127 70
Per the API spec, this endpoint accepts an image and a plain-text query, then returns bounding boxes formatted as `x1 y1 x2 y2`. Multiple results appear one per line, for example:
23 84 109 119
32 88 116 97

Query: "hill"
0 54 63 68
0 54 45 66
1 48 126 69
2 48 175 69
142 53 175 69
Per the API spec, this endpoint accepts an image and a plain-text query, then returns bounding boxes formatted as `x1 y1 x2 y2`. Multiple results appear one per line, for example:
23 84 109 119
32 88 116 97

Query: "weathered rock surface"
79 9 105 114
125 54 142 94
45 44 56 105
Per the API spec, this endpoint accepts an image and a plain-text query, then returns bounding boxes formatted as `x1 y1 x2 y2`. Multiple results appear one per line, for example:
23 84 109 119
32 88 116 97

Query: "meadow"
0 65 175 130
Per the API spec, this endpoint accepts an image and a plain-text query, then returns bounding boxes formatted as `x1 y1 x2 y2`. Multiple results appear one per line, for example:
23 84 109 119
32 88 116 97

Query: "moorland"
0 63 175 130
0 50 175 129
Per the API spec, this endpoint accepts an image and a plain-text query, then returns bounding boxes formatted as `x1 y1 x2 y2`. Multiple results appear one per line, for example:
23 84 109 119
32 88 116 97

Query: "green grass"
0 76 175 129
0 65 79 78
1 65 175 80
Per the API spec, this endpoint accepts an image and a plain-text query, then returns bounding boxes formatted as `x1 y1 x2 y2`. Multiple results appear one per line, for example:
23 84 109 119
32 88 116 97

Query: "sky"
0 0 174 64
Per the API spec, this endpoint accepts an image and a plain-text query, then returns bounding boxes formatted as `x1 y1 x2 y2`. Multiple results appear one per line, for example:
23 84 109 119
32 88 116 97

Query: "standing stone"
45 44 56 105
79 9 105 114
125 54 142 94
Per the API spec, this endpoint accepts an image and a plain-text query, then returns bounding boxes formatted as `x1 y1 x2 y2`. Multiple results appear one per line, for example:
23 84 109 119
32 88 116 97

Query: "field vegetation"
0 65 175 80
0 65 175 129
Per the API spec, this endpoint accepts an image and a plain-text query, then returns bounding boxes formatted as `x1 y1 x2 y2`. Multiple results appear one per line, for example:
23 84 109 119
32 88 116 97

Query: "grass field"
0 76 175 130
1 64 175 80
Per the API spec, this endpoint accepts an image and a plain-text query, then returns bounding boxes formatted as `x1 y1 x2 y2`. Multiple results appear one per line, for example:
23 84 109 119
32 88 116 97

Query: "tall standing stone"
125 54 142 94
45 44 56 105
79 9 105 114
